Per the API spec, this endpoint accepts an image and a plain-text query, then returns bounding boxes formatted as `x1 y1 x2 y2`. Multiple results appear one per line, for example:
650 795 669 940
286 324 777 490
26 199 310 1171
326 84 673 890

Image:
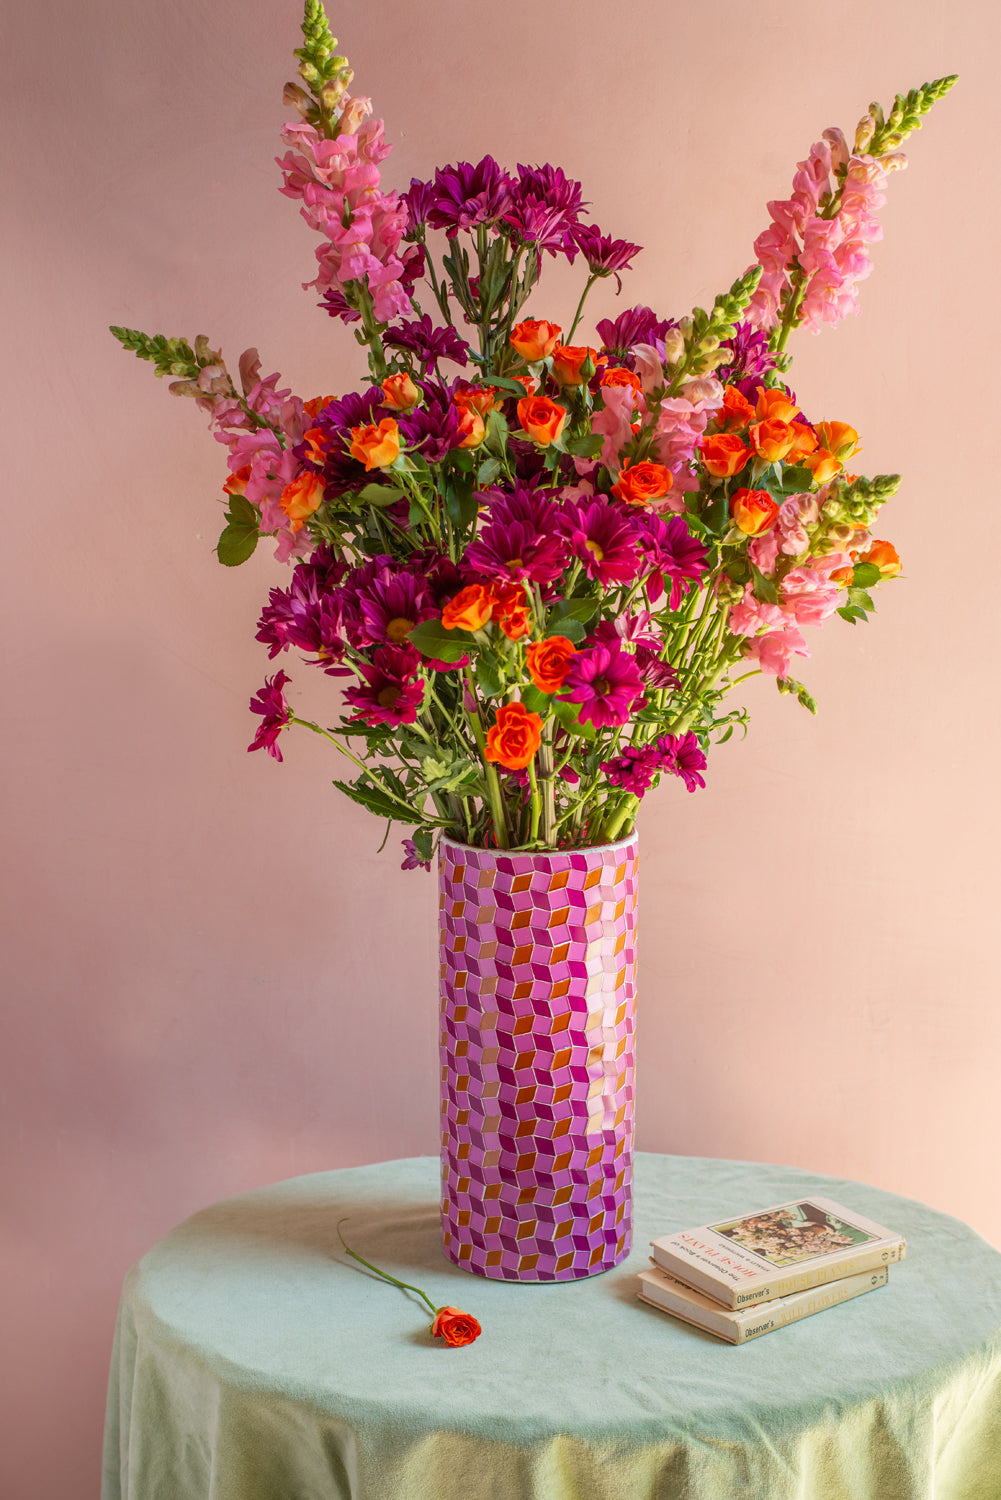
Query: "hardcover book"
638 1263 889 1343
650 1195 906 1309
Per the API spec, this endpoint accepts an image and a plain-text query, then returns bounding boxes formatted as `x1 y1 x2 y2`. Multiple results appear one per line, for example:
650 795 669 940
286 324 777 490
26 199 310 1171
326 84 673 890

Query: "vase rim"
439 831 638 858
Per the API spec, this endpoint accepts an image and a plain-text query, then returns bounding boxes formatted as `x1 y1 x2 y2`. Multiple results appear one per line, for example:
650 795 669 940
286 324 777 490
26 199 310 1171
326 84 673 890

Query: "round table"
102 1154 1001 1500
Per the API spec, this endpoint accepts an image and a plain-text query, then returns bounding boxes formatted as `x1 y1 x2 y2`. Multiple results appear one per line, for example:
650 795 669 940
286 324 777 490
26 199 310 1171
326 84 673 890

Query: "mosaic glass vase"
438 833 638 1281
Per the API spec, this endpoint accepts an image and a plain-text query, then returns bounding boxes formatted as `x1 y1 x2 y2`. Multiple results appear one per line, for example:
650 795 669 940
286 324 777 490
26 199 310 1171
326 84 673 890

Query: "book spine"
734 1266 888 1341
732 1240 906 1308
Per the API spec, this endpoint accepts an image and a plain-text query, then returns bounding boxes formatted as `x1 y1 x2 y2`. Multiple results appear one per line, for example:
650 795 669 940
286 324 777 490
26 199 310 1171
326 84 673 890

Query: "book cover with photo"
650 1196 906 1309
638 1263 890 1343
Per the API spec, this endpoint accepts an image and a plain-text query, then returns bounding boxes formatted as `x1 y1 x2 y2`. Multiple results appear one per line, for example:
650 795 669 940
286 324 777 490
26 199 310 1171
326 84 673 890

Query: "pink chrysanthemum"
559 499 644 586
343 645 426 726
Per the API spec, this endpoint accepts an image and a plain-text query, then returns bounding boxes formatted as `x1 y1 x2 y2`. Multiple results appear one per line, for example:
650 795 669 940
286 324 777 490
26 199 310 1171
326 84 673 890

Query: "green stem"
461 666 510 849
336 1225 439 1316
291 716 368 772
566 273 599 344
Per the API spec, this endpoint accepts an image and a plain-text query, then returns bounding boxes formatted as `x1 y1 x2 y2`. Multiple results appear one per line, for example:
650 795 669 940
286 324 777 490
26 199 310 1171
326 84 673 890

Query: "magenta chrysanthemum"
248 670 293 761
656 731 708 792
343 645 426 726
559 500 644 586
600 744 661 796
635 513 709 608
426 157 514 237
465 486 568 585
560 643 644 728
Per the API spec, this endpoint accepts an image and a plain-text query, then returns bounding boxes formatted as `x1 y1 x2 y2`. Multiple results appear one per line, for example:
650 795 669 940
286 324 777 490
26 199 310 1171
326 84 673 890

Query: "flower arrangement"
112 3 955 860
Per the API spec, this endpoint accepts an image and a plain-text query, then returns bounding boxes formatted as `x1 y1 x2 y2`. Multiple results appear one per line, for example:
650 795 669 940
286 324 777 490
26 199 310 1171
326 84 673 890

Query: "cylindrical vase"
438 833 638 1281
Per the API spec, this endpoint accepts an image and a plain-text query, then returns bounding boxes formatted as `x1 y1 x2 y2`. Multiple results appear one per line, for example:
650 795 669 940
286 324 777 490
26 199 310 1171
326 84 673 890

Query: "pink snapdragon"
779 565 841 627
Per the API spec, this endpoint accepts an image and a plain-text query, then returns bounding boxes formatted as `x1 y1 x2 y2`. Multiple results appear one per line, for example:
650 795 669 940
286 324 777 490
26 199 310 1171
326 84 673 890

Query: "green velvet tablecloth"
102 1154 1001 1500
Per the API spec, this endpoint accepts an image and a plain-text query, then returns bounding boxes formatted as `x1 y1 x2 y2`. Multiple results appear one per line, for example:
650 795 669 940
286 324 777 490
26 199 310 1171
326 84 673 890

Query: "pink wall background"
3 0 999 1493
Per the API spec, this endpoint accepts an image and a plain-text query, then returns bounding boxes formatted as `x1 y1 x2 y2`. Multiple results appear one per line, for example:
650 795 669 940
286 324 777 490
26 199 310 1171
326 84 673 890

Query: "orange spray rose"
600 367 643 397
441 585 493 632
551 345 597 386
755 387 801 423
484 702 543 769
717 385 755 431
279 471 325 532
801 448 842 484
490 583 532 641
857 539 902 577
730 487 780 536
223 464 251 497
349 418 401 471
749 419 798 463
526 636 577 693
510 319 562 362
516 395 567 446
611 461 674 505
700 432 751 477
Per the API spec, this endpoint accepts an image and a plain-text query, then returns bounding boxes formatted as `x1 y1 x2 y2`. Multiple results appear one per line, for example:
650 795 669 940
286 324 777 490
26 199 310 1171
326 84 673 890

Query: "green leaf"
407 619 474 663
446 475 478 530
852 561 882 588
701 494 729 535
846 587 875 612
480 374 534 397
552 697 596 741
475 455 502 486
333 778 419 822
547 596 599 628
565 433 605 459
412 827 436 862
836 604 869 625
216 521 258 567
749 563 780 605
779 465 814 493
520 684 551 716
225 493 259 528
545 617 586 644
355 482 405 506
474 654 505 699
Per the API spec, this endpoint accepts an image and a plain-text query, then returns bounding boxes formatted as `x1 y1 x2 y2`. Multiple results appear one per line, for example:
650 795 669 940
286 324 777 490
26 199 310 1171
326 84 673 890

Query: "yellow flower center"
585 539 604 561
386 617 415 642
377 686 402 709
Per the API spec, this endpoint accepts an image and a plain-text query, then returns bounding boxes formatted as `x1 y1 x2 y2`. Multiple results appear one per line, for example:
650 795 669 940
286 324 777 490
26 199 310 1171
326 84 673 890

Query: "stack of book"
639 1195 906 1343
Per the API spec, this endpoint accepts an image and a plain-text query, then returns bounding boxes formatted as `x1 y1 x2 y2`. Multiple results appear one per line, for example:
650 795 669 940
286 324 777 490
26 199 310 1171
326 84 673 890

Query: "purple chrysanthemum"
569 224 643 292
656 731 708 792
401 177 438 238
255 547 350 674
426 157 515 238
502 163 586 255
383 314 469 371
318 287 362 324
247 670 293 761
559 499 645 586
716 319 779 396
560 643 644 729
396 380 463 461
343 645 426 727
465 485 568 585
634 513 709 609
596 305 674 359
401 837 432 872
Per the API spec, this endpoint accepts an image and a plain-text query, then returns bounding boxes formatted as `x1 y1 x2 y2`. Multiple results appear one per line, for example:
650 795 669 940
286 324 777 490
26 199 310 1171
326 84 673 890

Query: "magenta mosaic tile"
438 834 638 1281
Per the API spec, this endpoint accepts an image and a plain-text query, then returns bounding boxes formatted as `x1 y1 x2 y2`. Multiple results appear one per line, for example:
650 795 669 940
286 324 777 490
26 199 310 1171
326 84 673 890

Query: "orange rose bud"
526 635 577 693
279 470 325 533
490 583 531 641
349 417 401 471
484 701 544 770
755 386 801 423
749 418 798 463
611 461 674 506
430 1306 482 1347
730 487 780 536
455 406 487 449
814 421 860 461
801 448 842 484
551 344 597 386
510 319 562 362
441 584 493 632
700 432 751 478
830 565 855 587
303 395 335 418
380 372 420 411
517 395 567 446
857 539 902 578
223 463 252 497
600 366 643 397
717 385 755 431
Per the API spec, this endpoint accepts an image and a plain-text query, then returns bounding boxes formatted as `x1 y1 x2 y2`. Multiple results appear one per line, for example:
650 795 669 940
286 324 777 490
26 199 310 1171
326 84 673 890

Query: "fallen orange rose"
430 1306 483 1347
337 1222 482 1347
